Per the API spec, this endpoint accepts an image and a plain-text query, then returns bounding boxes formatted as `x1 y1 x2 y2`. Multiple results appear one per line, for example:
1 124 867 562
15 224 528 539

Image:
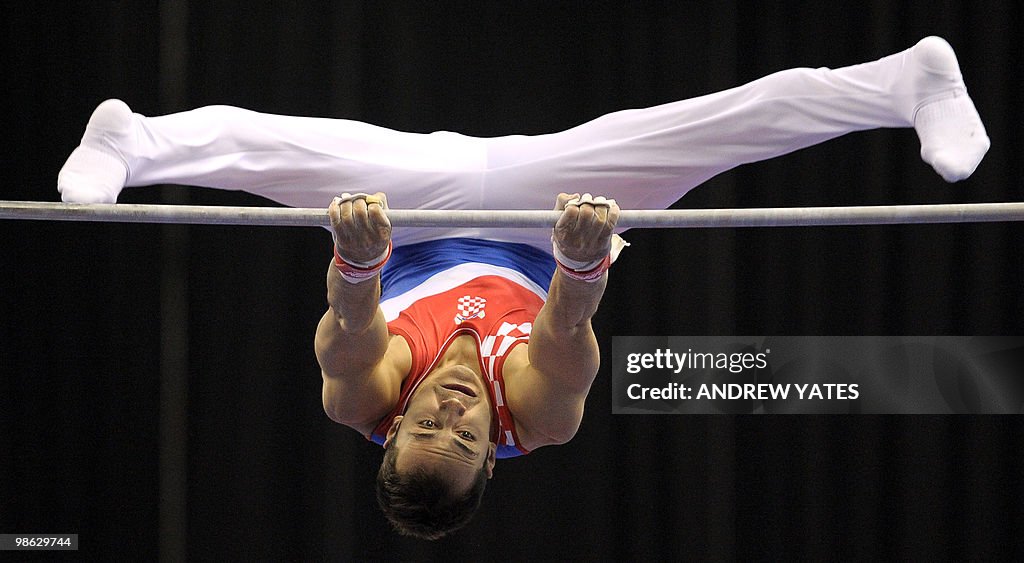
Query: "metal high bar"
1 200 1023 228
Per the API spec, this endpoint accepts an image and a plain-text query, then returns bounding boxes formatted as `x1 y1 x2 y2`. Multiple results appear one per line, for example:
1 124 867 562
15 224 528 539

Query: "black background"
2 2 1021 561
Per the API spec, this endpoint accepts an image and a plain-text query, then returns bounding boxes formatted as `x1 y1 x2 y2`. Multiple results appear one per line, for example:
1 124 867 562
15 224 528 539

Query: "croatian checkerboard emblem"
455 295 486 324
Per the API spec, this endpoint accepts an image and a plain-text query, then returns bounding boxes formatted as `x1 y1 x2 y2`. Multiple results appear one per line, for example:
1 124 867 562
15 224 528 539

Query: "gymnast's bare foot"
57 99 134 203
907 36 990 182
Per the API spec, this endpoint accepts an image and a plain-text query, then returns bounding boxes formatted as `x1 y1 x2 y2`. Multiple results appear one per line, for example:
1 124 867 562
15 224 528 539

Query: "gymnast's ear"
383 416 403 448
485 443 496 479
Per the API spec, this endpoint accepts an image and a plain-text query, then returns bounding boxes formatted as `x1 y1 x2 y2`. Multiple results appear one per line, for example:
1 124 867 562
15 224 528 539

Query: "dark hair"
375 442 489 540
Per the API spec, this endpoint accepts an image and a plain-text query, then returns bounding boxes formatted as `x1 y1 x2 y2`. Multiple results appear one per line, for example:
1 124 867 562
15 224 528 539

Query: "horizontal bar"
1 200 1024 228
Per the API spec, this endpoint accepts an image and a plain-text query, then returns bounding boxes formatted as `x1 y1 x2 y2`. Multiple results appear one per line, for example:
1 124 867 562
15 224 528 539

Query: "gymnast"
58 37 988 539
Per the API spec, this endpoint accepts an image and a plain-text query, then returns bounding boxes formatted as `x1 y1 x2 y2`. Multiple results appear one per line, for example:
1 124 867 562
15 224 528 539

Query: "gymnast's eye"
459 430 475 441
420 420 436 428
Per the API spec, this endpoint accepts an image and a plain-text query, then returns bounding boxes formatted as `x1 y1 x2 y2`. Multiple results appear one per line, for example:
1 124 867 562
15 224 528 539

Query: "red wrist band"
333 241 393 283
555 254 611 282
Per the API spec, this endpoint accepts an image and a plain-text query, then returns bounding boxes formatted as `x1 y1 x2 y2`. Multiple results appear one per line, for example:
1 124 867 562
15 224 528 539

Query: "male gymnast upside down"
57 37 988 539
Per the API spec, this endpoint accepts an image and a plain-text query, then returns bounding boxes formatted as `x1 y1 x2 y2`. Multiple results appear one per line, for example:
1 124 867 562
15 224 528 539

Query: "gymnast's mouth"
441 384 477 398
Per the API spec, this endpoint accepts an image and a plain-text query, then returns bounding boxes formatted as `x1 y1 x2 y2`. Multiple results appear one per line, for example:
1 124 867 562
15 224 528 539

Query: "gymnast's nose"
440 397 467 417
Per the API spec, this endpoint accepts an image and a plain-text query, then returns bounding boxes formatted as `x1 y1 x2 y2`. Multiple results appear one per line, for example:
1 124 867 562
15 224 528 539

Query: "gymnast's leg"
57 103 497 245
57 104 486 209
58 37 987 249
480 36 988 218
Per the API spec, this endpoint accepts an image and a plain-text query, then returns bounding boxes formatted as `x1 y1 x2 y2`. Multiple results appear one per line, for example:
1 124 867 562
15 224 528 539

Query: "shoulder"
500 344 587 450
323 333 412 436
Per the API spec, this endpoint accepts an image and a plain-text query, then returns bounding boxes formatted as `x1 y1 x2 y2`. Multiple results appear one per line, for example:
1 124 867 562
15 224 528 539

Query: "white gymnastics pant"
117 44 946 250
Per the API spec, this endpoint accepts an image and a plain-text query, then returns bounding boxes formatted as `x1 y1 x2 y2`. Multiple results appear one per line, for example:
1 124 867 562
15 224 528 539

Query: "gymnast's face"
384 364 497 493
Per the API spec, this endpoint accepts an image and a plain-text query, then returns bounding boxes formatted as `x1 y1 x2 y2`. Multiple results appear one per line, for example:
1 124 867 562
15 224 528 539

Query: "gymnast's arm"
505 194 616 447
314 195 408 433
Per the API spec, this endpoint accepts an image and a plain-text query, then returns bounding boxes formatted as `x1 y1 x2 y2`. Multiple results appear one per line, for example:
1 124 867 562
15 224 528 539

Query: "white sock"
907 37 990 182
57 99 134 203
